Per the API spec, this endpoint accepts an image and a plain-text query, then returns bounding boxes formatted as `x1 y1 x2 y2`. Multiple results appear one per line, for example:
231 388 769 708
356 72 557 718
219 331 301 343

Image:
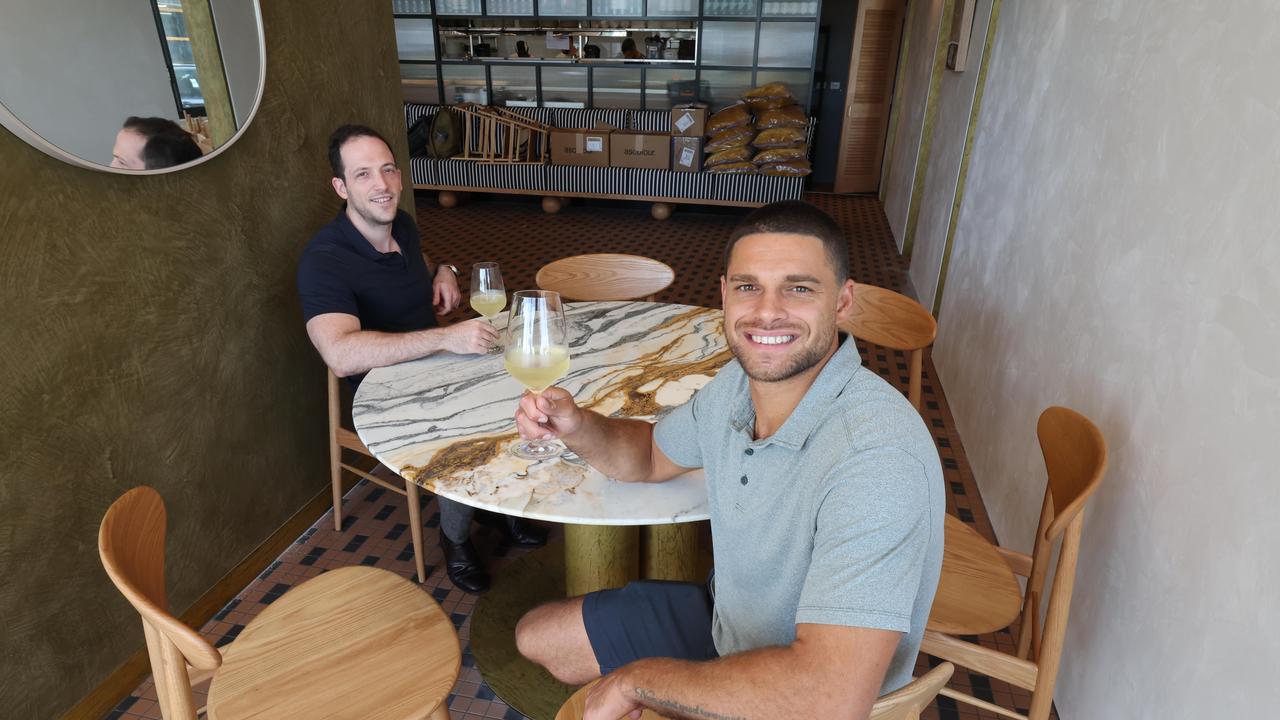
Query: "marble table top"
353 302 731 526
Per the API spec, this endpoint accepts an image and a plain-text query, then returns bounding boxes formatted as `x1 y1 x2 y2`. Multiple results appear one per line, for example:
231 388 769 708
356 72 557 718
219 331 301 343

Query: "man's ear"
720 275 727 305
835 279 856 323
331 176 348 200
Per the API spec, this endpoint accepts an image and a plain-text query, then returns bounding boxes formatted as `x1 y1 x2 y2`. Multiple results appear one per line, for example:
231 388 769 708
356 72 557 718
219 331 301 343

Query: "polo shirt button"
744 448 754 456
740 475 749 485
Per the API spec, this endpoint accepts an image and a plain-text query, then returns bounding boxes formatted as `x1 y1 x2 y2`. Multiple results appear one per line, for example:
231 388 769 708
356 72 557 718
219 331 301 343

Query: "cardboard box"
671 136 704 172
550 124 613 167
671 105 707 137
610 131 672 170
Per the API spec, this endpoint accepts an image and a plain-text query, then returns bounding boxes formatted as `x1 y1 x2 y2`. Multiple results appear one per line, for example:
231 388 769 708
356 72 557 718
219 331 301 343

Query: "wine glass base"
511 440 564 460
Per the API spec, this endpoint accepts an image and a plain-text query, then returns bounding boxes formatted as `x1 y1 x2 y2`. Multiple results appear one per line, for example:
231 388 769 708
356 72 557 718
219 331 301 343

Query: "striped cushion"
409 157 473 187
470 162 546 191
549 108 629 130
545 165 632 196
628 109 673 132
711 173 805 204
630 169 714 201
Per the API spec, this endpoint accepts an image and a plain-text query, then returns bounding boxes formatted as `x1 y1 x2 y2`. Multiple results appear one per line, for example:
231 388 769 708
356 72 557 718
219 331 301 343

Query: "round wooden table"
928 514 1024 635
354 301 730 719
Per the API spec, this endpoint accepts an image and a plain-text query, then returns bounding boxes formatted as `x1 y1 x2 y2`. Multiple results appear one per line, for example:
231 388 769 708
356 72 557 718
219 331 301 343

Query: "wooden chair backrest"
1017 406 1107 678
99 487 222 720
843 282 937 351
536 253 675 302
840 282 937 410
556 663 954 720
870 662 955 720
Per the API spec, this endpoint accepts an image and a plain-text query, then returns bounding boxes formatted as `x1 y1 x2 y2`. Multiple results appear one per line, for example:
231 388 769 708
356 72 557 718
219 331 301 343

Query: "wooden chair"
555 662 954 720
840 282 938 411
920 406 1108 720
328 368 427 583
99 486 461 720
536 253 675 302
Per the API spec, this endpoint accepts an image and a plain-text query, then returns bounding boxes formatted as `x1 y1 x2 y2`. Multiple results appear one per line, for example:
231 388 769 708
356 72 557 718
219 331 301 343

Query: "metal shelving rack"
391 0 822 112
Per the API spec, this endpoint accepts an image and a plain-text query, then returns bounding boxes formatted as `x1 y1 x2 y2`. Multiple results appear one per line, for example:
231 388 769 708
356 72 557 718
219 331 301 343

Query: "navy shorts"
581 579 719 675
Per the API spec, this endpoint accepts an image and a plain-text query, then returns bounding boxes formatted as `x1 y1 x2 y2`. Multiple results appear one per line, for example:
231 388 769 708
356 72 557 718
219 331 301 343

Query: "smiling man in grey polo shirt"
513 200 944 720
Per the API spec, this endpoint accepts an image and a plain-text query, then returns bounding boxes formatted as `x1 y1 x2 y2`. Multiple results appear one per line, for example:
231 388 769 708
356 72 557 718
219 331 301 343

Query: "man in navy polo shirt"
297 124 547 593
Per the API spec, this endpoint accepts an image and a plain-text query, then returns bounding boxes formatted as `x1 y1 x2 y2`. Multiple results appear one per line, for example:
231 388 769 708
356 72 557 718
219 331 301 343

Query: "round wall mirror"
0 0 265 174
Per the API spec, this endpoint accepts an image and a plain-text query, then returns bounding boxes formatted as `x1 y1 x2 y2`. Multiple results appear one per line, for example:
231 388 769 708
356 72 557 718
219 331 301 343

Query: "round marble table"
354 301 730 719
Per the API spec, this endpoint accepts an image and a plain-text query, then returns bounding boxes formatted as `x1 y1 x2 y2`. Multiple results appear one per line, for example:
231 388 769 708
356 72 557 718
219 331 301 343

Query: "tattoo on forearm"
633 688 747 720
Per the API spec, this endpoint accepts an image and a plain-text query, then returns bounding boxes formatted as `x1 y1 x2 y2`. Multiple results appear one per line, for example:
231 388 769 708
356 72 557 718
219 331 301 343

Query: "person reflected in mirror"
109 116 203 170
514 40 531 58
583 44 602 59
512 201 945 720
620 37 646 60
297 124 548 595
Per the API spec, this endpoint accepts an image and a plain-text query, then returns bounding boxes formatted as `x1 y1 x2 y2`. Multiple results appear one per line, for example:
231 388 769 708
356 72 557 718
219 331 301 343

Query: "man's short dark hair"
328 124 392 180
724 200 851 283
122 116 203 169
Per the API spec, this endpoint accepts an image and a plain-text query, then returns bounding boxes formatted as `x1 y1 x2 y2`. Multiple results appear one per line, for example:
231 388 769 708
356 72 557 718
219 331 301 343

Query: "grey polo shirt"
653 336 944 694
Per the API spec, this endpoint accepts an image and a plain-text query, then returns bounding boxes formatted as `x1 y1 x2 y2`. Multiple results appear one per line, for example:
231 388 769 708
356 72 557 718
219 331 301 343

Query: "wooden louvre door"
835 0 907 194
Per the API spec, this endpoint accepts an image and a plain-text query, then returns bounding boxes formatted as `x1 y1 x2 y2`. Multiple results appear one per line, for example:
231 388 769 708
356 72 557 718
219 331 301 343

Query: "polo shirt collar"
334 207 405 262
729 334 861 450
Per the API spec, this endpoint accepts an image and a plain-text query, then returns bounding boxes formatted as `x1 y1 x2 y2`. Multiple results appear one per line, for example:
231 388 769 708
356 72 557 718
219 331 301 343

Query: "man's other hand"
515 386 583 441
440 319 499 354
433 266 461 314
583 670 643 720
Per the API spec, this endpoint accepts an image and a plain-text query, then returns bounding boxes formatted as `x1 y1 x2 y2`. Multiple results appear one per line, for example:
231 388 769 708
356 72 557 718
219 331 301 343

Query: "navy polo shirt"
297 208 438 387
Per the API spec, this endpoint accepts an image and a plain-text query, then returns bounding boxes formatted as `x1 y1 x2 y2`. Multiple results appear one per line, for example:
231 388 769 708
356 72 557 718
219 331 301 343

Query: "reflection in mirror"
0 0 264 174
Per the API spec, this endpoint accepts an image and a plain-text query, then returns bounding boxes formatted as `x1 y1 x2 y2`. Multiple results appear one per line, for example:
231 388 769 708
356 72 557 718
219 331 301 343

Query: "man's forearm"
560 411 664 483
328 327 448 377
618 647 844 720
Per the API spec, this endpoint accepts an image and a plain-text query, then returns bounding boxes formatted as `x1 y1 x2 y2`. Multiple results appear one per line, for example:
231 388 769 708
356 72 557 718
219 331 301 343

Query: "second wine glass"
505 290 570 460
470 262 507 354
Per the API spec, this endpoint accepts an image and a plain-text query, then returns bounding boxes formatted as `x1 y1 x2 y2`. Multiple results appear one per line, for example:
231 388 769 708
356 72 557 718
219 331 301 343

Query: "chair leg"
330 451 344 533
405 479 428 584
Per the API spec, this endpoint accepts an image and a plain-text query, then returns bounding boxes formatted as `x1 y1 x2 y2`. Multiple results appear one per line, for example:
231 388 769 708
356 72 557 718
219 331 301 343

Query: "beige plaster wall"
934 1 1280 716
0 3 410 717
881 0 944 252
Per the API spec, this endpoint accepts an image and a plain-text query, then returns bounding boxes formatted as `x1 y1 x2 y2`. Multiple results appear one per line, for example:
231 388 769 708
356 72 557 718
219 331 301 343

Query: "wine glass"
505 290 570 460
470 262 507 354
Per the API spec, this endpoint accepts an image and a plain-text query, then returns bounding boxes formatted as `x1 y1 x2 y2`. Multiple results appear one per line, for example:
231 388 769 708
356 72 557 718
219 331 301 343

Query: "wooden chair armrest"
997 546 1033 577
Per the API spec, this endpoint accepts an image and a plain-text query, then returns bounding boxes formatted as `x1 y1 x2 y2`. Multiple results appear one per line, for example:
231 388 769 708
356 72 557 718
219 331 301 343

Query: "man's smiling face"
332 135 402 227
721 232 852 383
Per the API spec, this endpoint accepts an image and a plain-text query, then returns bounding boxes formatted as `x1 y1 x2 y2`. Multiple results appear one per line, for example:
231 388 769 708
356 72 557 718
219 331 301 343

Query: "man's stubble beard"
726 320 838 383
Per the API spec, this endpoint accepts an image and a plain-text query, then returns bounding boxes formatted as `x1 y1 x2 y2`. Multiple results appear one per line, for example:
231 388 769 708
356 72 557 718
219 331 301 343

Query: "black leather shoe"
439 535 490 594
476 510 549 548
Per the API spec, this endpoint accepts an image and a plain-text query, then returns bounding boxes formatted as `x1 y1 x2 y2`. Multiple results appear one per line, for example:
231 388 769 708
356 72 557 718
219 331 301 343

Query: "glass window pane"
538 0 586 13
401 67 441 105
753 70 811 108
591 0 642 16
436 0 480 12
541 66 588 107
592 67 643 109
757 22 815 67
391 0 433 13
703 0 756 16
647 0 698 15
701 22 756 66
491 65 538 105
442 65 488 104
700 69 753 111
486 0 533 14
394 19 436 61
646 68 698 109
761 0 819 15
439 29 472 59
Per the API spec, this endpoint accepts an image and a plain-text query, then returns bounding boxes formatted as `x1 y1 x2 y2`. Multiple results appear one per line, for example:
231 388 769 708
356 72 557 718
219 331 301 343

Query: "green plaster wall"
0 3 410 717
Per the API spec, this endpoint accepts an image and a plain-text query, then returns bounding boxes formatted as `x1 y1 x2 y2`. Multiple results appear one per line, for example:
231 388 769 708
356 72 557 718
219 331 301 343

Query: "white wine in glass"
470 262 506 353
506 290 570 460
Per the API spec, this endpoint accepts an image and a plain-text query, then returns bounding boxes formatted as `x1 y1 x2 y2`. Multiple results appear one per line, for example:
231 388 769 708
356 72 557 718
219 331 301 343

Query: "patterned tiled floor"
107 193 1052 720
